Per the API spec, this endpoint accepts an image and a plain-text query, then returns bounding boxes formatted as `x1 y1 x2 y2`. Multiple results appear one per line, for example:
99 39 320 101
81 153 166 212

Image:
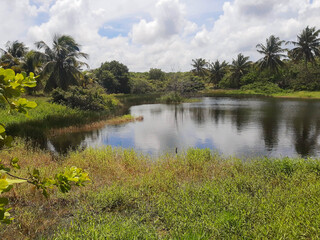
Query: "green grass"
0 97 114 139
1 145 320 239
202 89 320 99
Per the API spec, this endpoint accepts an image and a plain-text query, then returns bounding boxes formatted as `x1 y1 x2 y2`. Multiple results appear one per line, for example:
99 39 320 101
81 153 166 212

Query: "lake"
47 96 320 158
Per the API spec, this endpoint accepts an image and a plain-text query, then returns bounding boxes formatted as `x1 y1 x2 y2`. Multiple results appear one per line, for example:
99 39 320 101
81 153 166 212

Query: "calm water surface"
48 97 320 158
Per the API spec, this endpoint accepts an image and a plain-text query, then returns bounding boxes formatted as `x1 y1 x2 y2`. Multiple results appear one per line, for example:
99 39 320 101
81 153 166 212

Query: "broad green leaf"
25 101 37 108
0 125 5 134
15 73 24 82
0 179 9 194
6 179 27 184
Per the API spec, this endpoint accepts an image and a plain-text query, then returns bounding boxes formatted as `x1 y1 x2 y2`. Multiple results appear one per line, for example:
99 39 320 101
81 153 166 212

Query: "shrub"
51 86 119 111
159 92 184 104
241 81 283 94
129 78 155 94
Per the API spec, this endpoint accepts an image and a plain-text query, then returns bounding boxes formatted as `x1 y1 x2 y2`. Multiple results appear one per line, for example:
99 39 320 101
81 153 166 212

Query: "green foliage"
45 147 320 239
288 26 320 67
256 35 286 72
35 34 88 92
159 92 184 104
167 73 205 93
51 86 119 111
0 68 90 225
96 60 130 93
288 64 320 91
241 81 283 94
149 68 166 81
129 77 155 94
191 58 208 79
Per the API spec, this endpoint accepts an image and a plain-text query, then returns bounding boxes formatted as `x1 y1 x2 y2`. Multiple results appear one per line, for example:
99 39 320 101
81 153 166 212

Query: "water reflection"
48 97 320 158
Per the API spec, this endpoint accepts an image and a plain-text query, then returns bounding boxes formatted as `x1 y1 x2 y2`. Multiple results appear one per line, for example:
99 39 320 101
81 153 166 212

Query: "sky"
1 0 320 72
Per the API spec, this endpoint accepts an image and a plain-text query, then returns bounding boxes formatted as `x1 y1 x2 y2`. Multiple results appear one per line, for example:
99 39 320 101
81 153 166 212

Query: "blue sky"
1 0 320 71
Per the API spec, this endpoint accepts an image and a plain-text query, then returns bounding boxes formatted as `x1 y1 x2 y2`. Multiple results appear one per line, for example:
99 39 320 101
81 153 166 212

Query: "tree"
191 58 208 79
35 34 88 92
149 68 165 81
256 35 286 72
0 40 28 71
208 60 228 86
287 26 320 69
230 53 252 88
96 60 130 93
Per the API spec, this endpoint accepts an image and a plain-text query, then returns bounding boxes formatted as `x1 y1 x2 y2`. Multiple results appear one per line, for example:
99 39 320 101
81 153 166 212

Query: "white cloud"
131 0 197 44
1 0 320 71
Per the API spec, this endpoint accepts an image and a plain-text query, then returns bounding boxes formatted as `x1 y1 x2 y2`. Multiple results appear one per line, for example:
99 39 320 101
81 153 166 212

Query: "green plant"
159 92 184 104
51 86 119 111
241 81 283 94
0 68 90 224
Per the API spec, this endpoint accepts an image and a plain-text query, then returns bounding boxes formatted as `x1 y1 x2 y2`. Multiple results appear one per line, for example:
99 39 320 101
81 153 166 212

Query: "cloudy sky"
1 0 320 71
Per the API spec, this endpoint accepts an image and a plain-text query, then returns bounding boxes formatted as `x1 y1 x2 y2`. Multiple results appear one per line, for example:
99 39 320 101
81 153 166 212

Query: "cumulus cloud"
1 0 320 71
131 0 197 44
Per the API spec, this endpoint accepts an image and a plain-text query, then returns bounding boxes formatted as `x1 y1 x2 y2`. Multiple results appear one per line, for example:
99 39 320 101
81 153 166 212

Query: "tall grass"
1 145 320 239
0 97 115 140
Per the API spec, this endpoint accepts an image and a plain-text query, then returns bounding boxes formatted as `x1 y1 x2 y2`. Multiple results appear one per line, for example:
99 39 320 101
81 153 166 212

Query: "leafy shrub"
241 81 283 94
167 75 205 93
51 86 119 111
289 70 320 91
149 68 166 81
129 78 155 94
159 92 184 104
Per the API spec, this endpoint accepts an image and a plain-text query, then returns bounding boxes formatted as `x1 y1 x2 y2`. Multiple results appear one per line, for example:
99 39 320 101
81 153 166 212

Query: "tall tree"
208 60 228 86
191 58 208 79
0 40 28 70
230 53 252 88
287 26 320 69
256 35 286 72
35 34 88 92
96 60 131 93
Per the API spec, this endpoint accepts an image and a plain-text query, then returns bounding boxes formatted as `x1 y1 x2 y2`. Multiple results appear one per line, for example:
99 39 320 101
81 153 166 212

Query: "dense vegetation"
1 146 320 239
1 25 320 238
1 26 319 98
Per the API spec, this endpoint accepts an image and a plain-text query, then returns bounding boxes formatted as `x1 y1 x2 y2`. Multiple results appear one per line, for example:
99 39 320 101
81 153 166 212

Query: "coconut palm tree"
287 26 320 69
191 58 208 79
208 60 228 86
230 53 252 88
35 34 89 92
0 40 28 70
256 35 287 72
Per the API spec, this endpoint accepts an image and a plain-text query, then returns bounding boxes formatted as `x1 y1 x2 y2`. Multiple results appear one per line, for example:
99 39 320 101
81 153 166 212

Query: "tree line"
1 26 319 96
191 26 320 91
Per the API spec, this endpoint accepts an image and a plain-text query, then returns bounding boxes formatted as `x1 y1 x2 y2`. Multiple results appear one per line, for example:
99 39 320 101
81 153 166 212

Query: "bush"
289 69 320 91
129 78 155 94
159 92 184 104
166 75 205 93
51 86 119 111
241 81 283 94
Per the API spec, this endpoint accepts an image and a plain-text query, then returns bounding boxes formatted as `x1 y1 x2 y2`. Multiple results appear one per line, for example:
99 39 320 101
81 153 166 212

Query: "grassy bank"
202 89 320 99
49 115 144 136
1 144 320 239
0 97 117 139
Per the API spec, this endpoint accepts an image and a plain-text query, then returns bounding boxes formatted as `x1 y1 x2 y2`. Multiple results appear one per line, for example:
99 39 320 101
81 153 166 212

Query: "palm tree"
208 60 228 86
287 26 320 69
191 58 208 79
256 35 286 72
35 34 89 92
230 53 252 88
0 40 28 70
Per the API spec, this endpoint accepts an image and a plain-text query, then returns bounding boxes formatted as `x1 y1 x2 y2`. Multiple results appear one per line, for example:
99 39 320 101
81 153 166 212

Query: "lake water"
48 96 320 158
